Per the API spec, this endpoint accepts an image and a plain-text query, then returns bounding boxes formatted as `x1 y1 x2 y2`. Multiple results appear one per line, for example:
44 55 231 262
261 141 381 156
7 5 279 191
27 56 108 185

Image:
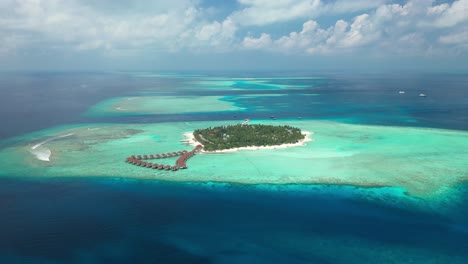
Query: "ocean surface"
0 72 467 263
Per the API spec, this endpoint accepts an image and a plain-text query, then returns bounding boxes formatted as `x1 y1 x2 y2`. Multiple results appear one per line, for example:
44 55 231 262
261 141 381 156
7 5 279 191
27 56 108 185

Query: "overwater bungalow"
126 145 201 172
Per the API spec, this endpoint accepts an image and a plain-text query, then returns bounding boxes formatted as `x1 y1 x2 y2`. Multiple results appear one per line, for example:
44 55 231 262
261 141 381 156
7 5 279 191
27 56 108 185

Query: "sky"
1 0 468 72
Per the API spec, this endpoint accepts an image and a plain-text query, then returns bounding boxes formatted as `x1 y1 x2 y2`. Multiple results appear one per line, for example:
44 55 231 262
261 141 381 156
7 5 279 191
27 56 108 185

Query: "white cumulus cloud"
231 0 387 26
1 0 468 62
243 33 273 49
433 0 468 27
238 0 468 56
0 0 238 55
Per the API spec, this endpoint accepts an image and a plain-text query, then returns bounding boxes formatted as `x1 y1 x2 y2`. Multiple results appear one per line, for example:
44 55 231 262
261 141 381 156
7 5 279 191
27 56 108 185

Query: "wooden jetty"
125 145 203 171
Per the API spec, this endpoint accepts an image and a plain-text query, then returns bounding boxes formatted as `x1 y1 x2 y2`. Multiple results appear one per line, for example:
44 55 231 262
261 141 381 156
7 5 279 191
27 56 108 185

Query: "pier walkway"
125 145 203 171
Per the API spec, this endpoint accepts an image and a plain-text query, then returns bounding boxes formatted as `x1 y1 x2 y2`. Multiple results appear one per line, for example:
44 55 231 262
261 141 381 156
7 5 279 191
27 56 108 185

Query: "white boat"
419 93 427 97
399 91 405 94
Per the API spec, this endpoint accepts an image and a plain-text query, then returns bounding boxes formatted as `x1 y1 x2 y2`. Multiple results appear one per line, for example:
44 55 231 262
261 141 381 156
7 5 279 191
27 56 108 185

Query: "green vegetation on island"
193 124 305 151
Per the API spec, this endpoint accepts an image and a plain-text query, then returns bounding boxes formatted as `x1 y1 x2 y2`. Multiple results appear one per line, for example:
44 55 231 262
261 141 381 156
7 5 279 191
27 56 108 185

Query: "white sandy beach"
182 131 314 153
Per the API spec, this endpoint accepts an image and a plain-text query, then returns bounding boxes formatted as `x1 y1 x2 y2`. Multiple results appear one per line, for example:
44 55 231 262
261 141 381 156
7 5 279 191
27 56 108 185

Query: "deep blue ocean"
0 72 467 263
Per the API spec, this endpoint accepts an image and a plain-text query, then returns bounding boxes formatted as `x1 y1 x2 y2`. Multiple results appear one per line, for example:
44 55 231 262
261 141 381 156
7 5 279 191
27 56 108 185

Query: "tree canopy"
193 124 305 151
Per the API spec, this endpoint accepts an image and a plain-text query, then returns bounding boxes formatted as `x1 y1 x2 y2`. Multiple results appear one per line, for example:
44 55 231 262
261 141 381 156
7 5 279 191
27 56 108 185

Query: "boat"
419 93 427 97
399 91 405 94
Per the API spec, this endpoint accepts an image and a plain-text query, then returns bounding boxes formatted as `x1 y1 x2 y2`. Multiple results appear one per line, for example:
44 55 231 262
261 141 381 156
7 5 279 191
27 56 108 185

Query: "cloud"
0 0 237 55
231 0 387 26
239 0 468 56
243 33 273 49
0 0 468 65
232 0 321 26
337 14 376 48
275 20 328 53
439 31 468 44
433 0 468 27
195 18 237 48
327 0 390 14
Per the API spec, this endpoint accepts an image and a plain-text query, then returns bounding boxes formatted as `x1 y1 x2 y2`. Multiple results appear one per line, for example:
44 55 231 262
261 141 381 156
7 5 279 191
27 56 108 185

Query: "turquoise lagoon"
2 119 467 200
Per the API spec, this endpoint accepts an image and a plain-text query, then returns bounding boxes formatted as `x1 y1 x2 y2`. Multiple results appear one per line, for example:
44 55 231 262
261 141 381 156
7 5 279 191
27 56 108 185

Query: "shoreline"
182 131 314 153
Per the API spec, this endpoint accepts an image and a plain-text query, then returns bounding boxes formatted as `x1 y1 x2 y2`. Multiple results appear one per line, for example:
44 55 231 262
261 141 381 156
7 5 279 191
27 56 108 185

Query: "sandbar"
29 133 74 161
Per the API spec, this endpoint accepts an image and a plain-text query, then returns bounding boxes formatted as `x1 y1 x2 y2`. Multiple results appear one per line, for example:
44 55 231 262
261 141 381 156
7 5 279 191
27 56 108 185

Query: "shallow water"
1 120 467 198
85 95 245 116
0 72 467 263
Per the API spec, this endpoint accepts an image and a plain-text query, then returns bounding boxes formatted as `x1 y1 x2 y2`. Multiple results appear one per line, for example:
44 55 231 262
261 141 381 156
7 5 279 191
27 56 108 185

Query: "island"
122 123 311 171
193 124 306 151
